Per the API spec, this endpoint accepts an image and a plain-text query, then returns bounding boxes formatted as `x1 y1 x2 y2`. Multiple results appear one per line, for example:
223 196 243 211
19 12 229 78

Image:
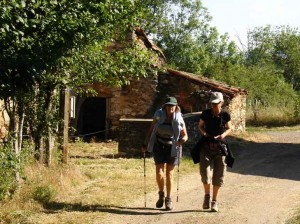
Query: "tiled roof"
134 28 247 97
166 68 248 96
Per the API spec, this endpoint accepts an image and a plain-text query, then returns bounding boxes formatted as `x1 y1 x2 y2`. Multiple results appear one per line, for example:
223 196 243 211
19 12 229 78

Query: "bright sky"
201 0 300 48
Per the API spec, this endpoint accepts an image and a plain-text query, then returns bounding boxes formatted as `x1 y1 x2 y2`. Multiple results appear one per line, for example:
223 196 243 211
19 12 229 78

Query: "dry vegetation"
0 128 299 223
0 141 195 223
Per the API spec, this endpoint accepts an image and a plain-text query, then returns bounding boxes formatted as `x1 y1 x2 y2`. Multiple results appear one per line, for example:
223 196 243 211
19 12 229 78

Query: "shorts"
153 141 181 165
199 142 226 186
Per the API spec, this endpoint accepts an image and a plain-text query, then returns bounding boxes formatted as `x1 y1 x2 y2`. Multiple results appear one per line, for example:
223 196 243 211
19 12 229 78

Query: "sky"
201 0 300 47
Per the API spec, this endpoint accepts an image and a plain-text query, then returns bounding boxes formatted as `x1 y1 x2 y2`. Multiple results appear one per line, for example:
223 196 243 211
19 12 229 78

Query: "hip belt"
156 135 173 145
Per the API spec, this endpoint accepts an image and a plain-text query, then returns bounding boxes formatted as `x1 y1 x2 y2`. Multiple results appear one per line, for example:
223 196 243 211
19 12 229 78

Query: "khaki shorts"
199 143 226 186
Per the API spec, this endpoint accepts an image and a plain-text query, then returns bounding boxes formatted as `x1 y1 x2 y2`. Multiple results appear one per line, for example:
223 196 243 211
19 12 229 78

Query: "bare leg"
165 164 175 198
212 185 220 201
156 164 165 192
203 183 211 195
202 183 211 209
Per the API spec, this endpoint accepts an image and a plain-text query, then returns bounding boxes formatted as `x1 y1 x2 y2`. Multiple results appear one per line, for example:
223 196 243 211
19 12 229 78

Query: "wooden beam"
62 88 70 164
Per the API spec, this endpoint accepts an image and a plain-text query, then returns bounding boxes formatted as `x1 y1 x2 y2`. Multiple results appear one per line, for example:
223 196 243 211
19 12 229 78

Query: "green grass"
246 124 300 132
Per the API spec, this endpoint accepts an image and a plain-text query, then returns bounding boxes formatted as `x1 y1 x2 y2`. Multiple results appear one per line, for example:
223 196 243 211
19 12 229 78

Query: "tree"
273 26 300 91
0 0 154 165
138 0 243 76
246 25 300 92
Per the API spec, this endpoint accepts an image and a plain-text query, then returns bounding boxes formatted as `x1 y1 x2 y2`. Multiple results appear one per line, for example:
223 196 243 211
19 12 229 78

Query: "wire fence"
69 127 117 138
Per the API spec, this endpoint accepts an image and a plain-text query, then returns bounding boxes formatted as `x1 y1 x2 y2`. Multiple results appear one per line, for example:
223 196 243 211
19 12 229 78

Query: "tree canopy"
0 0 155 162
0 0 299 160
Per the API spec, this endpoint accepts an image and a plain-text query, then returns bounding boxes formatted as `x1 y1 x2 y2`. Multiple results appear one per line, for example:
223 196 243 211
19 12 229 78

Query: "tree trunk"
5 98 21 183
18 111 25 153
46 130 54 166
34 135 44 163
63 89 70 164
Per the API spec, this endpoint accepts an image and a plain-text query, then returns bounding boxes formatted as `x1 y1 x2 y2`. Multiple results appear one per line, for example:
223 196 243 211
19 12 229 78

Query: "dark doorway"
77 97 106 141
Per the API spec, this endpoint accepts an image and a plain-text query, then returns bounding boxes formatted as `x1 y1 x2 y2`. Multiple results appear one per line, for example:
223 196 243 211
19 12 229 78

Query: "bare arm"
177 125 188 146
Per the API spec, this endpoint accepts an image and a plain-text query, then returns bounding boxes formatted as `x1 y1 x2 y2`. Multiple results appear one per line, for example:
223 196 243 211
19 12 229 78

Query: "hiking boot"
165 197 173 210
211 200 218 212
202 194 210 209
156 191 165 208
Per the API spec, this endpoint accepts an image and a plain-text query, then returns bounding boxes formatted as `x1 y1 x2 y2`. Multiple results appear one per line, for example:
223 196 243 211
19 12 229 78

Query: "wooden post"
63 88 70 164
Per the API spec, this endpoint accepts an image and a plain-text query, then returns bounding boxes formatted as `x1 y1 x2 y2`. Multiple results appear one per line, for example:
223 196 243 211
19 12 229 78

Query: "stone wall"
117 71 247 155
156 72 246 131
228 94 247 132
95 73 157 128
118 118 152 156
118 113 203 156
183 113 202 155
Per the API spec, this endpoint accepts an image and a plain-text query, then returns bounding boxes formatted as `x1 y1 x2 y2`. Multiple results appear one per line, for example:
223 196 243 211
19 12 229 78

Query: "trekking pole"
143 152 147 207
176 149 180 202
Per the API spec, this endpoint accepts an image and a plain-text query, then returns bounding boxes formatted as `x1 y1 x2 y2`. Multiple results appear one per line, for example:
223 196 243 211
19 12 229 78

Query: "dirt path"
101 130 300 224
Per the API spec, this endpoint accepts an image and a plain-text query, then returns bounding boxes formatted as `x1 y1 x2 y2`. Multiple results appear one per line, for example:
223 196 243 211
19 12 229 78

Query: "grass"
246 106 300 128
286 210 300 224
246 124 300 132
0 141 197 223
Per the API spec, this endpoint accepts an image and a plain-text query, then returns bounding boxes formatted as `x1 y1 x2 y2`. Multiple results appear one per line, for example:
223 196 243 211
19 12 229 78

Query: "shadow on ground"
43 202 199 215
224 135 300 181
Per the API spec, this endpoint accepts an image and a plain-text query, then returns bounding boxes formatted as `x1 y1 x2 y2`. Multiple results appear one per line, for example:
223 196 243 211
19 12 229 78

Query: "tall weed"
0 145 21 200
246 105 300 127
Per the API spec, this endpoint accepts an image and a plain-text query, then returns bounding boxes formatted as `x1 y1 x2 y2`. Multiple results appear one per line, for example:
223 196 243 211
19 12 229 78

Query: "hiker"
142 96 188 210
198 92 231 212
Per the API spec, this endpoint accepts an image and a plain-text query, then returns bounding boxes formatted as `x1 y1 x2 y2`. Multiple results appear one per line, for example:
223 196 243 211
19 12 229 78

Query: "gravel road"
102 130 300 224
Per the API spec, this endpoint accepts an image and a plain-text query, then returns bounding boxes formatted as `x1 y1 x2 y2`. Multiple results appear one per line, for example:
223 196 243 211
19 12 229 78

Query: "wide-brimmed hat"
209 92 223 104
164 97 177 105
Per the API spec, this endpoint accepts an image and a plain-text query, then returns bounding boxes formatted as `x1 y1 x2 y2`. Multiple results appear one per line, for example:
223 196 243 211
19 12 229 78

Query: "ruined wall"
118 113 204 156
228 94 247 132
77 68 246 147
90 72 158 133
118 118 152 156
156 72 246 132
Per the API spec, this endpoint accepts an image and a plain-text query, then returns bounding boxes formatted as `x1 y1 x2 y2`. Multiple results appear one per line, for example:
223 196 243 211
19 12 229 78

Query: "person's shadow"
43 202 200 215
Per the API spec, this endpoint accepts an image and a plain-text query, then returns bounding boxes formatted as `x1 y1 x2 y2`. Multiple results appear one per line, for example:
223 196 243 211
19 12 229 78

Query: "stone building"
117 68 247 155
69 28 247 152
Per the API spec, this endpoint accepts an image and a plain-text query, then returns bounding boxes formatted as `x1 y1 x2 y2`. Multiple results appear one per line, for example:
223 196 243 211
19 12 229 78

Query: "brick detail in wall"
118 118 152 156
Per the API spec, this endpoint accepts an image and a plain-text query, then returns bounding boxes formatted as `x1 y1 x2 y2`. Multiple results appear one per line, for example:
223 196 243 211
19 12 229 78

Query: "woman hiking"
142 96 188 210
198 92 232 212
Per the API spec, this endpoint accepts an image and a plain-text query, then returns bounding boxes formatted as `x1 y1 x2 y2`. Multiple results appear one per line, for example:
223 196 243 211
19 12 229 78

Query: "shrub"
32 185 57 205
0 145 20 200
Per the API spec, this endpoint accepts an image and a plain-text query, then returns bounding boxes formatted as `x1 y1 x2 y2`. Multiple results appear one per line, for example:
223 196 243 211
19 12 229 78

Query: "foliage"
0 0 150 95
0 0 155 160
67 43 156 89
0 145 21 200
247 25 300 92
138 0 244 76
216 64 296 106
32 185 57 205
